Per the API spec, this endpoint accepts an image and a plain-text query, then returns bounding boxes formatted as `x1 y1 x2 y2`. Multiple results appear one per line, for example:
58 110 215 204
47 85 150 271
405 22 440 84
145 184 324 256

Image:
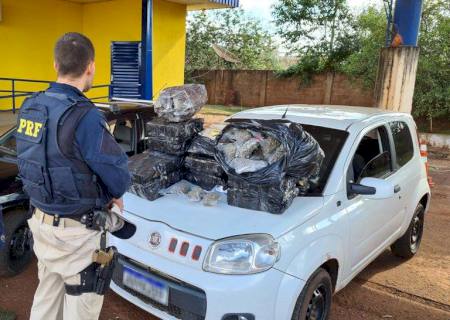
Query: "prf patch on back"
16 117 46 143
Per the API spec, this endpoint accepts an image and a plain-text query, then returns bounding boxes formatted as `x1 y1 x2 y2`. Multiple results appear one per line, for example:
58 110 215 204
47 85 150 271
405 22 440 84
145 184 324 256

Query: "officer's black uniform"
16 83 131 319
16 82 131 216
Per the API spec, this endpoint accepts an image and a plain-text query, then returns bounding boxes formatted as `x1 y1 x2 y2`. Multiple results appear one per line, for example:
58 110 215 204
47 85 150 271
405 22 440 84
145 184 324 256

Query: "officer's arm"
75 109 131 199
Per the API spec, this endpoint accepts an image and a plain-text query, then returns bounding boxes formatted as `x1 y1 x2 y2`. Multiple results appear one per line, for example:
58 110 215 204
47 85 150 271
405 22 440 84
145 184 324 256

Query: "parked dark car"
0 102 155 276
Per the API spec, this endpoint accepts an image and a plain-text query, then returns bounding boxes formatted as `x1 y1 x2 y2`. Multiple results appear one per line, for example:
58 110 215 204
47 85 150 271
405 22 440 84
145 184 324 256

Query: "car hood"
123 192 323 240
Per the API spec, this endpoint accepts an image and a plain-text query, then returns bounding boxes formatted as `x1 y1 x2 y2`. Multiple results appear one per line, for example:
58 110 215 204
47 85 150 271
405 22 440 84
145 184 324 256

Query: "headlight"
203 234 280 275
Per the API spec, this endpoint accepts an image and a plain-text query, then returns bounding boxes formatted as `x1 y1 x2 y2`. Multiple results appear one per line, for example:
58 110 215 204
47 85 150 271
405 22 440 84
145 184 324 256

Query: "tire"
291 268 333 320
0 208 34 277
391 203 425 259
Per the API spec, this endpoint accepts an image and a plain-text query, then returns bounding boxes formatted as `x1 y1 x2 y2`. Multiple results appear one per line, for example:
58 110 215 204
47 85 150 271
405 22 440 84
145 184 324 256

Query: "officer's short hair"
54 32 95 78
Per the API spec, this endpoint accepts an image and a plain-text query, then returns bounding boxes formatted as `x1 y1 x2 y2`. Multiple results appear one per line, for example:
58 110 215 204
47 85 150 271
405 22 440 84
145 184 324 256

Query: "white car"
110 105 431 320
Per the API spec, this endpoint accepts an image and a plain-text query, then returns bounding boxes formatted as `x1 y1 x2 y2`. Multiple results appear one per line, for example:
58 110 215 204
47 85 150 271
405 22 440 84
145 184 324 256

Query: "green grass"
417 126 450 135
433 129 450 135
0 309 16 320
200 105 248 116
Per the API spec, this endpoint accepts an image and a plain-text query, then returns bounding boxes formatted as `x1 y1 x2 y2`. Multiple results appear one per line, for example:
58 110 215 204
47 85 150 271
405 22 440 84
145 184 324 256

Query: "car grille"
112 254 207 320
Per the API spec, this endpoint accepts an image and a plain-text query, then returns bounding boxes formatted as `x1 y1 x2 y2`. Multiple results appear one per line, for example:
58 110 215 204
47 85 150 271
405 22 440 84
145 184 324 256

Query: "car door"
387 121 418 227
344 123 402 272
0 128 21 196
107 116 139 156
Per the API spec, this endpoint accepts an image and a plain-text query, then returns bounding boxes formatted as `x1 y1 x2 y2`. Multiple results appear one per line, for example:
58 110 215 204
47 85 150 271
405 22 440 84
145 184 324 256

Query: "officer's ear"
54 61 59 73
87 61 96 76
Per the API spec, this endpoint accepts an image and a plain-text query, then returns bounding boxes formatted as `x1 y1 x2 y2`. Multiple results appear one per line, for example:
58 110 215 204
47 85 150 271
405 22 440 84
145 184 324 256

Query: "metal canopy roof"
63 0 239 9
167 0 239 10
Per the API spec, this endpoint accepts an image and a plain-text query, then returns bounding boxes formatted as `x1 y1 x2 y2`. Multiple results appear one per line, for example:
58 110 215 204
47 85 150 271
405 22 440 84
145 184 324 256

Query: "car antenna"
281 107 289 119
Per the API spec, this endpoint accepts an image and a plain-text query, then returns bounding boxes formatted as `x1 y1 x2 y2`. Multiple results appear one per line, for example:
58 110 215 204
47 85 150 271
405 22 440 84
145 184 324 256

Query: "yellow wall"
0 0 83 108
0 0 187 110
152 0 187 97
82 0 142 99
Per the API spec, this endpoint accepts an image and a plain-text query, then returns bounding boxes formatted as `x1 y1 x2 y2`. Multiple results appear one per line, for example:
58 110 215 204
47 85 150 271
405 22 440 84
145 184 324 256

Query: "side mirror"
349 177 395 200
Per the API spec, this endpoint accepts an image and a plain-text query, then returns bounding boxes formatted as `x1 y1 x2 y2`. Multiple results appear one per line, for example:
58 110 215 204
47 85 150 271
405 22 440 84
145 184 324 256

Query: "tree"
413 0 450 130
340 6 387 88
340 0 449 129
185 9 279 80
273 0 357 81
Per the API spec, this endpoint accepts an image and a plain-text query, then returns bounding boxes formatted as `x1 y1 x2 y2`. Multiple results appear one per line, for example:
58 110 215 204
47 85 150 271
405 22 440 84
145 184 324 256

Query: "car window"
302 125 348 194
358 151 392 181
107 120 117 134
112 119 135 155
390 121 414 167
348 126 392 184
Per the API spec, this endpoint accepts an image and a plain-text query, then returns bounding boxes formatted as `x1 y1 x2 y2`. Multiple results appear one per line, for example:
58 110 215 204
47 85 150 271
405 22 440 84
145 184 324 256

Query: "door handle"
394 185 401 193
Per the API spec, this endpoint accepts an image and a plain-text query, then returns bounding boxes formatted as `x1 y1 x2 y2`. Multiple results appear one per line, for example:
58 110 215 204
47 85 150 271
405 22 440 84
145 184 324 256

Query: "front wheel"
391 203 425 259
291 268 332 320
0 208 34 277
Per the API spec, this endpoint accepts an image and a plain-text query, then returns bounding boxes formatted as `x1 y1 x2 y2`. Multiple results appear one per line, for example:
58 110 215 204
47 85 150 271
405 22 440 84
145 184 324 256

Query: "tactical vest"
16 91 104 216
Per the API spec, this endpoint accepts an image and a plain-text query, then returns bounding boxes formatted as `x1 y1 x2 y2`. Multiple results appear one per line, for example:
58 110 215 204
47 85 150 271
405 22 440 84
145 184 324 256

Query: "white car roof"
231 105 408 131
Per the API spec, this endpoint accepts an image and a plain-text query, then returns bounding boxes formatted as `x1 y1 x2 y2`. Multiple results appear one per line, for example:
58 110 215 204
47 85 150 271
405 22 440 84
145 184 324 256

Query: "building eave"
167 0 239 10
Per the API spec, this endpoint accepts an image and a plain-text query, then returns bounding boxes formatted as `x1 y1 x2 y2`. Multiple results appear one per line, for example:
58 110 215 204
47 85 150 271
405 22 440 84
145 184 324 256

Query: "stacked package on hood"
184 124 227 190
154 84 208 123
146 117 204 155
146 84 207 156
227 176 299 214
215 120 324 214
128 152 183 201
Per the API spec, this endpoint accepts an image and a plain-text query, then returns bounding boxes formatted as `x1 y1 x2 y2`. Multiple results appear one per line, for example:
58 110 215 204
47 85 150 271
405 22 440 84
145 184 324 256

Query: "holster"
80 210 108 231
65 246 118 296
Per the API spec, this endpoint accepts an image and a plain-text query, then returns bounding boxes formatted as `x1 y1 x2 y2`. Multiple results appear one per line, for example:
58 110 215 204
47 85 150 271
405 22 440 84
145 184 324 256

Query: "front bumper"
109 234 305 320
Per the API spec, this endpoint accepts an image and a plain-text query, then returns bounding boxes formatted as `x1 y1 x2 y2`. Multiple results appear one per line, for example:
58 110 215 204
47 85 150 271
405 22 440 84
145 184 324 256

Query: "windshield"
302 124 348 195
0 123 348 194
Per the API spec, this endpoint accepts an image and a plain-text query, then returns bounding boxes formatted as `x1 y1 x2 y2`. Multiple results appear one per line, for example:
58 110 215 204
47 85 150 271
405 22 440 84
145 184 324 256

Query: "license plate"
122 266 169 306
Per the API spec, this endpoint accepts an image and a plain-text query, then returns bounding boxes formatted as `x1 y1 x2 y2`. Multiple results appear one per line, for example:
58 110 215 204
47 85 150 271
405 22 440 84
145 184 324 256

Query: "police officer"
16 33 131 320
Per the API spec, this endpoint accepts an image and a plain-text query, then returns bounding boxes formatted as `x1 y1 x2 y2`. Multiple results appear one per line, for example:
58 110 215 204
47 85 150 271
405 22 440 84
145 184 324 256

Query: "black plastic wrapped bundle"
227 176 298 214
184 156 224 177
129 171 181 201
187 135 216 158
184 156 227 190
128 152 183 184
128 152 182 200
184 172 225 191
184 133 227 190
146 118 204 140
215 119 324 186
146 118 204 155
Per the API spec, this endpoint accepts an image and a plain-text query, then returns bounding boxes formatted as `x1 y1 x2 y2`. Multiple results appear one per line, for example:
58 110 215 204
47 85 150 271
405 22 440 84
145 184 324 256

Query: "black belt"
32 206 96 228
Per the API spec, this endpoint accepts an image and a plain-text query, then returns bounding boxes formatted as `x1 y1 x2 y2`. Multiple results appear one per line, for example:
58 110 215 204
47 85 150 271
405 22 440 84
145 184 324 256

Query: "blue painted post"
141 0 153 100
393 0 423 46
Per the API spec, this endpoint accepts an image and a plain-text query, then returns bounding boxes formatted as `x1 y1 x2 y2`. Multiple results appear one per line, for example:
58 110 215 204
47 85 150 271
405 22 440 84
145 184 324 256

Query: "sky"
239 0 382 27
238 0 382 52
